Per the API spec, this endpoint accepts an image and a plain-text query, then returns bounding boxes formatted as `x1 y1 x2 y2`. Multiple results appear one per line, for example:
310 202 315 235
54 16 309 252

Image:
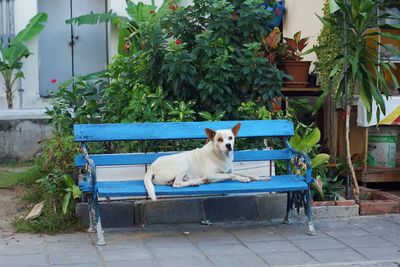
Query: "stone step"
76 193 359 228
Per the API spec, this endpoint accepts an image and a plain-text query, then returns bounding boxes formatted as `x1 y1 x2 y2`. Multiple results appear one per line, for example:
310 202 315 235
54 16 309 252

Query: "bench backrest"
74 120 294 167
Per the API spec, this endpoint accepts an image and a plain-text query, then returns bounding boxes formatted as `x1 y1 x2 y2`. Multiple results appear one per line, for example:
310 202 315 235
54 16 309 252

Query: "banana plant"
66 0 173 54
0 12 48 109
315 0 400 200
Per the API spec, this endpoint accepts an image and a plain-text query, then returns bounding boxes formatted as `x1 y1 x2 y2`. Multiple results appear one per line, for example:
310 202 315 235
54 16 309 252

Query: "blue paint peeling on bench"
75 149 293 167
74 120 294 142
79 175 308 197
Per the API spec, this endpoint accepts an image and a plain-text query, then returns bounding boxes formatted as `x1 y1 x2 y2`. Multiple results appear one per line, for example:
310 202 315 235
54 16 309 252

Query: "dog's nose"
226 143 232 151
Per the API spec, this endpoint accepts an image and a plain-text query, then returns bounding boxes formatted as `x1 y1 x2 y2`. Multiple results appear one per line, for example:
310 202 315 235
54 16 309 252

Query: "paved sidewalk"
1 215 400 267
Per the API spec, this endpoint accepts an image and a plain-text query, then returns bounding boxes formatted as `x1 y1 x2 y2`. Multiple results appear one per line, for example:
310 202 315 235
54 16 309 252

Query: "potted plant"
262 27 287 65
278 31 312 88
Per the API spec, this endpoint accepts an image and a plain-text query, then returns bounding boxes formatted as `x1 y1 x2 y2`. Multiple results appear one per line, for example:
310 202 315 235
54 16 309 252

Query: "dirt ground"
0 187 23 233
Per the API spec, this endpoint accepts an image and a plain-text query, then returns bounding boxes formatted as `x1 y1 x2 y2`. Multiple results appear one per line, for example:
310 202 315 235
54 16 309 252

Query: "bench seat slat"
75 149 292 167
79 175 307 197
74 120 294 142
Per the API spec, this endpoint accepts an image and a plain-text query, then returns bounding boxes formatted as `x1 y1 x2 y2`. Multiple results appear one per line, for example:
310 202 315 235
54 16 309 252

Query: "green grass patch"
0 165 42 188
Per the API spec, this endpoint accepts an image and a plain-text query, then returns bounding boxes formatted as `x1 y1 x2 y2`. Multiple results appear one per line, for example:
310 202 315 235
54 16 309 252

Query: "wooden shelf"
360 167 400 183
281 87 322 96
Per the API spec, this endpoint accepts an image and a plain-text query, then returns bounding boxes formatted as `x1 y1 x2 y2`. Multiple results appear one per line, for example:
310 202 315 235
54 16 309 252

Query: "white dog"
144 123 270 201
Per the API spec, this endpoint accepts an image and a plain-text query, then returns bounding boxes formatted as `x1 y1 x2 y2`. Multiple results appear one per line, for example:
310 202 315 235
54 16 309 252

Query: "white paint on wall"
283 0 324 65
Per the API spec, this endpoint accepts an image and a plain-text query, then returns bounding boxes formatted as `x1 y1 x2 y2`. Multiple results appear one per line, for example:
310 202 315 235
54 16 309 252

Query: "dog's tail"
144 168 157 201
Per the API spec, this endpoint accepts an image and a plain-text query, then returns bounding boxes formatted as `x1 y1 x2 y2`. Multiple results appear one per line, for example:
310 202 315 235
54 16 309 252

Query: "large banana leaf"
10 12 48 46
65 10 129 28
2 12 47 68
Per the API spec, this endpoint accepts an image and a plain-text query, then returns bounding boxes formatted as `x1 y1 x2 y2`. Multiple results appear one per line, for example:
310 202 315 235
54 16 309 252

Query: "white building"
0 0 324 110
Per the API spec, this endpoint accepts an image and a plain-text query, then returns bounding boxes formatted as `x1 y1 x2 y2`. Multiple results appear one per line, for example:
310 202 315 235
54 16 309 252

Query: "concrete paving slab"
47 247 102 265
187 230 241 246
307 248 367 263
143 234 192 248
0 253 49 267
156 255 214 267
197 243 254 256
1 215 400 267
53 264 101 267
98 247 153 262
0 242 47 256
355 246 400 261
380 233 400 247
291 236 347 250
104 259 158 267
260 251 318 266
227 227 286 243
245 240 301 253
335 235 394 248
150 244 203 259
208 253 268 267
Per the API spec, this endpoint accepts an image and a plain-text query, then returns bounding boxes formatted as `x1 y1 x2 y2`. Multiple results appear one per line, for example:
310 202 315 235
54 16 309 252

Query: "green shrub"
12 134 83 233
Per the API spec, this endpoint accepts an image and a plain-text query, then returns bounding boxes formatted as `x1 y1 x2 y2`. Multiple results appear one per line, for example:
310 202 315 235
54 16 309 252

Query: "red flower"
123 43 130 52
175 39 182 45
50 79 57 84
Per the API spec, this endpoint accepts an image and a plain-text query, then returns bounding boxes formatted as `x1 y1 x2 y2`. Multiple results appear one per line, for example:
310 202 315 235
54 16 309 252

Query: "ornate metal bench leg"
306 189 316 236
87 196 96 233
283 192 293 224
94 196 106 246
96 218 106 246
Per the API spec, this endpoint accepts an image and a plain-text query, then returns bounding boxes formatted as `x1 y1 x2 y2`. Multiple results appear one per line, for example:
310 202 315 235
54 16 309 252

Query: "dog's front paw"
202 178 210 184
238 177 251 183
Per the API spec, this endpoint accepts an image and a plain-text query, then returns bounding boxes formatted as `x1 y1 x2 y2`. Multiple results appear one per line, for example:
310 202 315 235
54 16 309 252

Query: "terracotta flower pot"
279 60 311 88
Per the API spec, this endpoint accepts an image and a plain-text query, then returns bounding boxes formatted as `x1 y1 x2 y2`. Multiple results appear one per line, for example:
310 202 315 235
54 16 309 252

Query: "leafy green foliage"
313 0 343 111
12 134 83 233
316 0 400 121
46 73 107 135
0 12 48 109
66 0 171 54
159 0 287 116
289 127 342 201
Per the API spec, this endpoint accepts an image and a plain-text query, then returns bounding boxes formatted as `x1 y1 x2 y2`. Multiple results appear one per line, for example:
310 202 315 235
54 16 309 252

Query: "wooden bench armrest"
285 140 313 185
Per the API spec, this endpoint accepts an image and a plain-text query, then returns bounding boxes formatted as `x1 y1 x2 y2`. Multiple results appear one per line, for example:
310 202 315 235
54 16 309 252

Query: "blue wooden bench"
74 120 316 246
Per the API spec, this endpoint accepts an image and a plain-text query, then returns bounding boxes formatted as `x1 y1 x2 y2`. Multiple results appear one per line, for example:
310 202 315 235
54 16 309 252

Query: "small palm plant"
0 12 47 109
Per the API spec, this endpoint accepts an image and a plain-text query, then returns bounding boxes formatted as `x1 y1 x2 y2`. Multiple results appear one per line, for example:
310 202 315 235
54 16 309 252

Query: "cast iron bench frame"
74 120 316 246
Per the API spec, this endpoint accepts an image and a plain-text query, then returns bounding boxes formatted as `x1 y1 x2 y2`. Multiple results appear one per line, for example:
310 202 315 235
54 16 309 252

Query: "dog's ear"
231 123 241 137
205 128 216 140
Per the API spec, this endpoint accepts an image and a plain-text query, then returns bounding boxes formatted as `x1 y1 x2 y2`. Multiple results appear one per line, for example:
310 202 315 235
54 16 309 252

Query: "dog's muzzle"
226 143 232 151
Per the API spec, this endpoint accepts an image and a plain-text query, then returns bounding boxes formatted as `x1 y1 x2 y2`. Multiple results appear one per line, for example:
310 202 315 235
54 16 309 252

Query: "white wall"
1 0 325 110
283 0 325 64
0 0 50 110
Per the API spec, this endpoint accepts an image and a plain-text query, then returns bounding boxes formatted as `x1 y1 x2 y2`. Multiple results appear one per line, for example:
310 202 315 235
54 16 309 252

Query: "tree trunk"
6 87 13 109
345 105 360 200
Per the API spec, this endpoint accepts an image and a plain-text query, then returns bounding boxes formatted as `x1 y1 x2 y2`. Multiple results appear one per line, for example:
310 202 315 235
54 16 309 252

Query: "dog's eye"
229 136 233 140
217 138 223 142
